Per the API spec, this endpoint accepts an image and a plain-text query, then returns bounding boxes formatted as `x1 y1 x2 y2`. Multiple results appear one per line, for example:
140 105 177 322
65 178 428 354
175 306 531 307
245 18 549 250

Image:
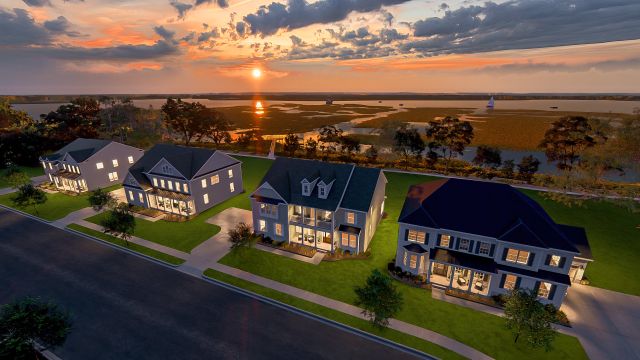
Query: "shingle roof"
41 138 112 162
255 157 382 212
559 225 593 260
404 243 428 254
128 144 237 186
399 178 580 253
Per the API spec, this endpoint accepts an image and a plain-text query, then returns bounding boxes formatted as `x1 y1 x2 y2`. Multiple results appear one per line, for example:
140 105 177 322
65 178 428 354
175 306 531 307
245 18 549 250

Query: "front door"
433 263 448 276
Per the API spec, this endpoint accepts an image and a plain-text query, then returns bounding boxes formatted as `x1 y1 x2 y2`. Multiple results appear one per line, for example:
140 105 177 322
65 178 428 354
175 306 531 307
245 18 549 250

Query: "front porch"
147 189 195 217
429 262 492 296
52 172 87 193
289 225 334 252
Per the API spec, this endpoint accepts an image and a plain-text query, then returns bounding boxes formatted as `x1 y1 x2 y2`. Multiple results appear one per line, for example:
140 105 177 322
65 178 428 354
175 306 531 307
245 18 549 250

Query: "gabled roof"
128 144 238 186
398 178 579 253
41 138 112 162
253 157 382 212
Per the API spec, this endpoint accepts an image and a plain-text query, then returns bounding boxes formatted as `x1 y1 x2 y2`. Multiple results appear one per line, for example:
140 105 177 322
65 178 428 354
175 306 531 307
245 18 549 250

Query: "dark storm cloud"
44 15 83 37
408 0 640 56
22 0 52 7
242 0 412 37
0 8 51 46
154 25 177 44
171 0 228 19
485 57 640 73
24 40 179 61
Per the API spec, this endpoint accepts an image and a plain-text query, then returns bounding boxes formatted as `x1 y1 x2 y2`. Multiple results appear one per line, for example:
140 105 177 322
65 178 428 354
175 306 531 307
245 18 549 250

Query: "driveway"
0 209 421 360
561 284 640 359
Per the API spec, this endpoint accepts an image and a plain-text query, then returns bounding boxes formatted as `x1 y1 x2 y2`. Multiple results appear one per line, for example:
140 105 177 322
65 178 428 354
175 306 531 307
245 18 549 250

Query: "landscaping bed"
129 205 164 218
323 249 371 261
259 237 316 258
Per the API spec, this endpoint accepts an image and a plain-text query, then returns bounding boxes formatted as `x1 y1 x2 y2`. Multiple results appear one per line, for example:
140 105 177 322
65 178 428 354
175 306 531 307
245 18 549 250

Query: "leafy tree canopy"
354 269 403 328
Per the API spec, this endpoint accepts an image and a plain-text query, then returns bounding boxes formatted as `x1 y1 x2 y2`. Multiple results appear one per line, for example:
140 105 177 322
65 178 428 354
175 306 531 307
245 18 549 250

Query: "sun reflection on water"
254 100 265 116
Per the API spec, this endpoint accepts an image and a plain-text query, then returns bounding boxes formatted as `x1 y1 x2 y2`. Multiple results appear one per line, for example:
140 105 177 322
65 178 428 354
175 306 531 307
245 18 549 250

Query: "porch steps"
431 283 448 291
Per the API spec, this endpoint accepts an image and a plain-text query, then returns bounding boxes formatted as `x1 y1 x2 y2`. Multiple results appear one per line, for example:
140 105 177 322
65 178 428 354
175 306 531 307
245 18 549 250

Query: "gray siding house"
394 178 592 308
251 157 387 254
123 144 242 216
40 138 143 192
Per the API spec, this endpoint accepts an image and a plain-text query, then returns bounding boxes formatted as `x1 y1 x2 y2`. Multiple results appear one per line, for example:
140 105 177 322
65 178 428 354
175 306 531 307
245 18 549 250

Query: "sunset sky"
1 0 639 94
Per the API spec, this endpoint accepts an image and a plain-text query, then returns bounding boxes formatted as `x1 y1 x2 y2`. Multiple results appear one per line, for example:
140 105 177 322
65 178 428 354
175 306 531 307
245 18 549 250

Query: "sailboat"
486 96 495 109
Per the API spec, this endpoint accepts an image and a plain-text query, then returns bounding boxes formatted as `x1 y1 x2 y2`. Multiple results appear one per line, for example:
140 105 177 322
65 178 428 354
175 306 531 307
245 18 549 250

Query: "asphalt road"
0 209 421 360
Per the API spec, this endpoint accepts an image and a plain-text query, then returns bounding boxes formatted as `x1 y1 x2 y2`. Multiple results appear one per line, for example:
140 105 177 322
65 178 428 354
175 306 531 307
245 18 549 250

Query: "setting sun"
252 68 262 79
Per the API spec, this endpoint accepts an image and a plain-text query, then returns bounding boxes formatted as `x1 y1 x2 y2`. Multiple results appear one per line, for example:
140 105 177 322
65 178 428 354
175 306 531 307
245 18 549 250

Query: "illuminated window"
128 156 134 164
167 181 173 190
229 183 235 192
505 248 530 265
175 181 180 191
96 162 104 170
138 193 144 203
153 178 158 187
549 255 562 267
259 220 266 232
228 169 234 178
128 191 134 200
112 159 119 167
407 230 426 244
346 212 355 224
160 179 165 188
275 223 283 236
403 251 407 266
440 234 451 247
538 282 552 298
201 179 207 188
410 255 418 269
203 193 209 204
108 172 118 181
210 174 219 184
341 233 349 246
183 183 189 192
503 274 518 290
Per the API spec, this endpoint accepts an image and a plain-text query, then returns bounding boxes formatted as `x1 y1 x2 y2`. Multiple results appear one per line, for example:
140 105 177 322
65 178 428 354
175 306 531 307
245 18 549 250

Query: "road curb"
201 273 439 360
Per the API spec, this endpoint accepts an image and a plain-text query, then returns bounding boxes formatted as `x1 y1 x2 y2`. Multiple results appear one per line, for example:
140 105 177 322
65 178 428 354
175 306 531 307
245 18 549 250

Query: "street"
0 209 420 360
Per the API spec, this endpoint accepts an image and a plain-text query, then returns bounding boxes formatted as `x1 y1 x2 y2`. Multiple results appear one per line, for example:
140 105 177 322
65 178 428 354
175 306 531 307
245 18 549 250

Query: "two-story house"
123 144 243 216
250 157 387 254
394 178 592 307
40 138 143 193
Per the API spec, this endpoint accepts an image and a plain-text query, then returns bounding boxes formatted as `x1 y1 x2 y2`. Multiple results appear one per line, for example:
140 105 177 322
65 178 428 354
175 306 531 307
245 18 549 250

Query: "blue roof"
398 178 579 253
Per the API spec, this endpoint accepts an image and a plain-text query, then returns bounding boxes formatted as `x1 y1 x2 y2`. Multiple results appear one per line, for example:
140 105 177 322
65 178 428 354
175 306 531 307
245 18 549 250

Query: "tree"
394 126 425 165
41 97 101 141
425 117 474 168
101 203 136 246
517 155 540 182
4 166 30 189
500 159 516 179
338 135 361 156
354 269 403 328
11 184 47 215
161 98 210 146
364 145 378 163
235 130 259 148
473 146 502 168
87 188 116 211
304 138 318 158
504 289 557 350
203 109 233 145
0 296 72 360
228 222 258 253
283 133 301 156
0 99 34 130
317 125 343 156
539 116 604 171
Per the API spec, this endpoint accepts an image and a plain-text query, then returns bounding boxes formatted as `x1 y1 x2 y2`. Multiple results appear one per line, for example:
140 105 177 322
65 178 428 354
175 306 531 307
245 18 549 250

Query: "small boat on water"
325 99 334 105
486 96 495 109
550 106 558 109
399 103 404 106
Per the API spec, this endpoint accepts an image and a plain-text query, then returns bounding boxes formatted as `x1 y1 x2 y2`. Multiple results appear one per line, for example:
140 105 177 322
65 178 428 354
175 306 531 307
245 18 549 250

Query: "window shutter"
502 248 508 261
527 253 536 266
549 285 557 300
449 237 455 249
489 244 495 257
425 232 429 244
454 238 460 250
534 281 541 294
515 277 521 289
468 240 475 253
405 229 409 241
499 274 506 288
475 241 481 254
559 257 566 268
545 254 552 266
436 234 441 246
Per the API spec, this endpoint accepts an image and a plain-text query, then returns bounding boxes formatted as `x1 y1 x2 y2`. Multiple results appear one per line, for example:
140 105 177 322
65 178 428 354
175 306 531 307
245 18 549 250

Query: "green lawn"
204 268 465 360
0 184 120 221
68 224 185 265
218 171 588 360
85 155 273 253
523 191 640 296
0 166 44 188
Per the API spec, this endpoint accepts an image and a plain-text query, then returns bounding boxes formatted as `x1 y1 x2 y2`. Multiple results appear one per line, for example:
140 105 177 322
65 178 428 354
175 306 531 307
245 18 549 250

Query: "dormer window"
303 183 310 195
318 185 326 197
